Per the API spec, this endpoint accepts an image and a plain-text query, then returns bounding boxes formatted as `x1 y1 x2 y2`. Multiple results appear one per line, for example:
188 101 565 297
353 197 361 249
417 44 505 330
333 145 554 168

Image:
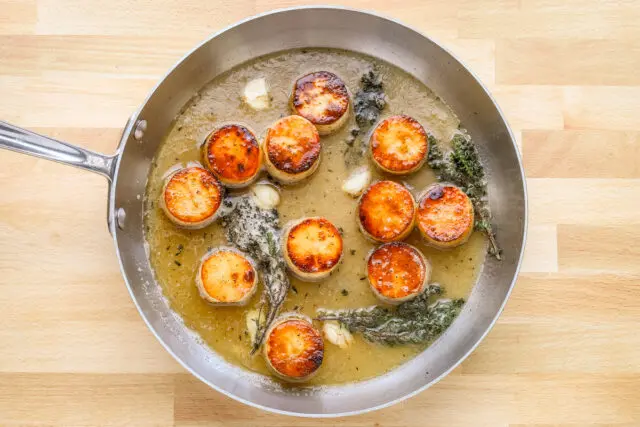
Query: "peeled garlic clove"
251 183 280 210
341 166 371 197
243 78 270 110
322 321 354 349
246 309 265 344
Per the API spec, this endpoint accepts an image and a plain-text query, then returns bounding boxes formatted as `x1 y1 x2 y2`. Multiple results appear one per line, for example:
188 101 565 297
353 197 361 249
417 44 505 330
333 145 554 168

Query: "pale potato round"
366 242 431 305
160 166 223 229
369 115 429 175
283 217 343 281
263 115 321 184
263 313 324 382
290 71 350 135
357 180 416 243
196 248 258 306
416 183 475 249
202 124 262 188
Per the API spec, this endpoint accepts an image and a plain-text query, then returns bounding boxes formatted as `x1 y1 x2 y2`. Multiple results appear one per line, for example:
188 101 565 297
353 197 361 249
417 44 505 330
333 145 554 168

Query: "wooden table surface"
1 0 639 425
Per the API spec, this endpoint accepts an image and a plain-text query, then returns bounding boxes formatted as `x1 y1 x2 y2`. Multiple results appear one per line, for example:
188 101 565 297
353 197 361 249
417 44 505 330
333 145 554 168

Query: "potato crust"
367 242 430 304
263 115 321 183
417 183 474 249
358 180 416 242
162 166 223 228
284 217 343 280
370 115 428 174
197 249 257 305
203 124 261 187
264 316 324 382
291 71 350 134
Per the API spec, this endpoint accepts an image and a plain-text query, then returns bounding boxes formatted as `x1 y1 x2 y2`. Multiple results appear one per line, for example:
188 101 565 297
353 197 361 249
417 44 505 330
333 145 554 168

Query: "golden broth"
144 49 487 386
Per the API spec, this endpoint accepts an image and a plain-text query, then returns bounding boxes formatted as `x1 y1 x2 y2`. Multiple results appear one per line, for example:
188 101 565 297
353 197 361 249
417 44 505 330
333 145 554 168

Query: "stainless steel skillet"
0 6 527 417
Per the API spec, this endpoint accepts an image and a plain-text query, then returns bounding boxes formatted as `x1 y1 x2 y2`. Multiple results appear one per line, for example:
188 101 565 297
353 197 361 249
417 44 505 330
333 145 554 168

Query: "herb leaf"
317 284 462 345
223 196 290 353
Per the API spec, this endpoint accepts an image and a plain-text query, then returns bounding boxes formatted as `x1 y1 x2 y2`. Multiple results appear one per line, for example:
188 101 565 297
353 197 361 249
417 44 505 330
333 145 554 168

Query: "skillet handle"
0 121 116 180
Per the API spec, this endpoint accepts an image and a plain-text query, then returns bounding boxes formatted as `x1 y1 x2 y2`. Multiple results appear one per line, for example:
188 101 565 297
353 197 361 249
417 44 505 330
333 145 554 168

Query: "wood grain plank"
0 0 36 35
459 8 640 39
0 75 153 127
527 179 640 226
523 130 640 178
564 86 640 131
497 39 640 86
175 373 640 425
0 374 174 426
0 36 191 77
491 86 564 130
507 273 640 321
520 225 558 273
558 225 640 272
36 0 257 36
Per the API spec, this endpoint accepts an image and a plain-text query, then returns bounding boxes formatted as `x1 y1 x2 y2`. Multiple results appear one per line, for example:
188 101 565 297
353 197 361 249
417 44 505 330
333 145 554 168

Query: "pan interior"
110 7 526 416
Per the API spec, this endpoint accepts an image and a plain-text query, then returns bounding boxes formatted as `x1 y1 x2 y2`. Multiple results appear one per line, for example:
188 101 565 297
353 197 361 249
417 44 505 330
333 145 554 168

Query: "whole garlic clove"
322 320 354 349
251 183 280 210
246 309 265 344
341 166 371 197
243 78 270 110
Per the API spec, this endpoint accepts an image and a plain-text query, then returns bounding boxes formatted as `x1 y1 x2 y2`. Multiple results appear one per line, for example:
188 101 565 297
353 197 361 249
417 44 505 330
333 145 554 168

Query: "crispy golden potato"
357 180 416 242
263 115 322 184
370 115 428 175
196 248 258 305
417 183 474 249
264 315 324 382
284 217 343 281
291 71 350 135
161 166 223 229
202 124 262 187
367 242 431 304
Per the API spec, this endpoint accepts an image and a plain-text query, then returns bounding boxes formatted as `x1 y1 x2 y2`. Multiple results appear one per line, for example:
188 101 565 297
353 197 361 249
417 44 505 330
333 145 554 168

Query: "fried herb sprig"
427 132 502 259
317 284 464 345
222 196 290 354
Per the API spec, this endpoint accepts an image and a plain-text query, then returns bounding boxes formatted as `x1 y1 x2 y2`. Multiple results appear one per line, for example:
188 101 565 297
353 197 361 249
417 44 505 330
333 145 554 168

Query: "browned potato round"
161 166 223 229
369 115 428 175
283 217 343 281
357 180 416 243
196 248 258 305
202 124 262 188
263 115 321 184
290 71 350 135
417 183 474 249
367 242 431 305
264 314 324 382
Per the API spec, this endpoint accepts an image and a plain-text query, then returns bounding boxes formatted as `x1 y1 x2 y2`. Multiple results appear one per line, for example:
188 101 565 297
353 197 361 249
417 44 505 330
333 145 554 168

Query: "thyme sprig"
222 196 290 354
317 284 464 345
427 132 502 259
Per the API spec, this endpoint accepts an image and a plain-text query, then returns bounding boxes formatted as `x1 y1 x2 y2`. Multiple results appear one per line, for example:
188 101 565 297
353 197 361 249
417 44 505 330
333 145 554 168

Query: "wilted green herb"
222 196 289 354
317 284 464 345
427 132 502 259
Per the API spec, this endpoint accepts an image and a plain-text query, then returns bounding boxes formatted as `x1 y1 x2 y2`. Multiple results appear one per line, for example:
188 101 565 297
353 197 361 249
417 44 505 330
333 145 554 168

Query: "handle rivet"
134 120 147 141
116 208 126 230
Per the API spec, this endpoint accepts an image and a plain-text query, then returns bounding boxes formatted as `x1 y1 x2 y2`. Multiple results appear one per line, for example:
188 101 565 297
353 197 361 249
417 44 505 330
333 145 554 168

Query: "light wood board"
1 0 640 425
